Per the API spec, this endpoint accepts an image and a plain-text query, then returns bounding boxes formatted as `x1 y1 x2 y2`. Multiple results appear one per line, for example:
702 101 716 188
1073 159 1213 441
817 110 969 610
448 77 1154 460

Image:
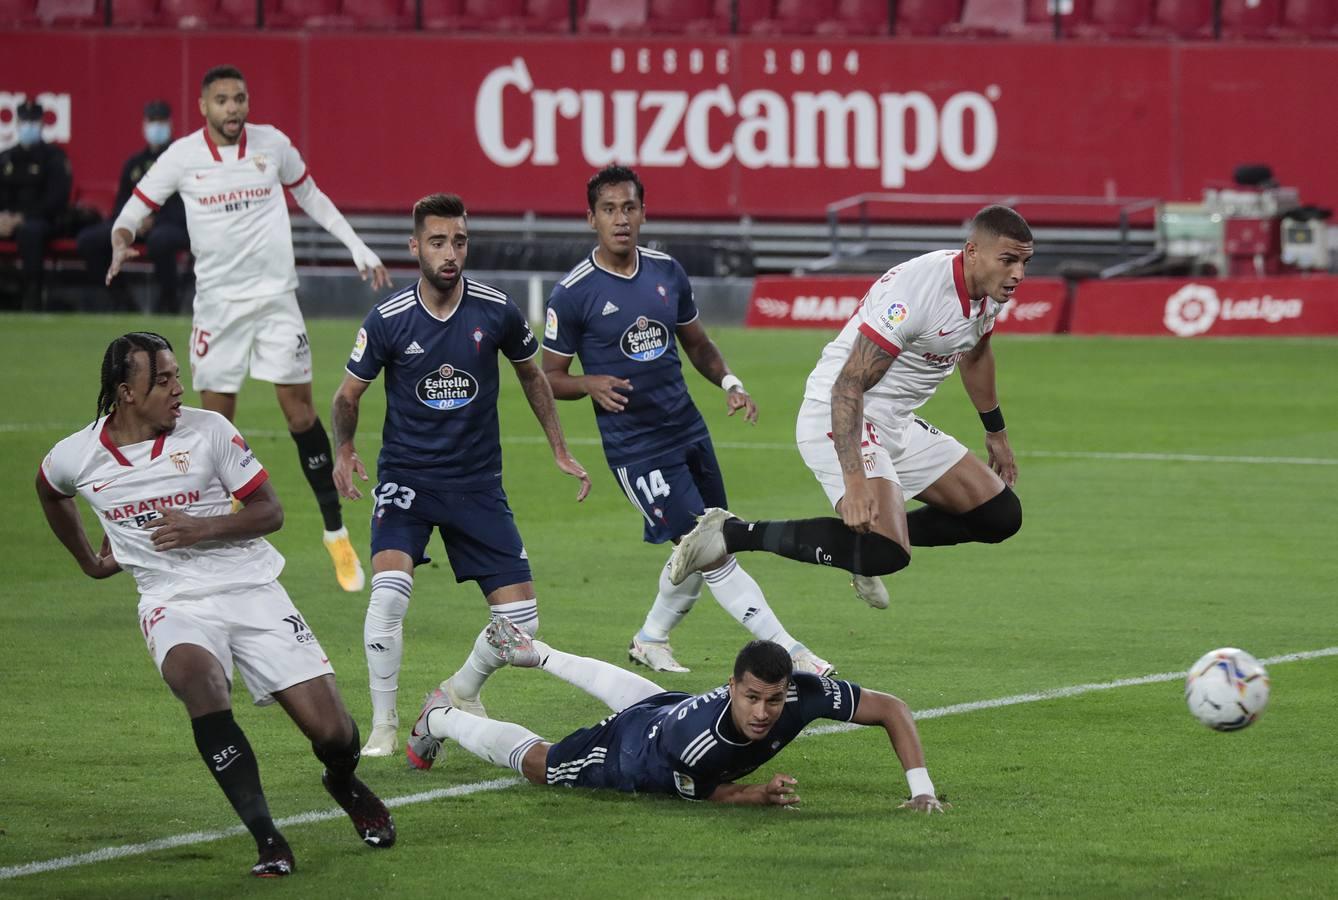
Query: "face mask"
17 122 42 148
144 121 171 148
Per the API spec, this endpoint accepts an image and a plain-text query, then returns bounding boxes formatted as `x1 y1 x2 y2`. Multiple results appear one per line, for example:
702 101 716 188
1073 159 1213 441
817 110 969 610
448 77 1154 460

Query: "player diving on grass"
407 620 945 811
671 206 1029 610
331 193 591 758
106 64 392 595
35 332 394 878
543 164 834 677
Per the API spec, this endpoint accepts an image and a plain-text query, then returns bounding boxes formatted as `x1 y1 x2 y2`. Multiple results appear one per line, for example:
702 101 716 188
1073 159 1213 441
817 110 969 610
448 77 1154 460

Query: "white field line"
4 423 1334 467
4 646 1335 882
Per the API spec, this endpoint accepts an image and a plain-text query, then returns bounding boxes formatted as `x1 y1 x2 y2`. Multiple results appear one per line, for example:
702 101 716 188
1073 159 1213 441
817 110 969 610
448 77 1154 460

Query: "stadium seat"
418 0 463 29
1013 0 1092 39
1071 0 1154 37
712 0 772 34
894 0 963 36
266 0 354 28
747 0 836 34
342 0 412 28
1216 0 1283 39
107 0 163 25
34 0 103 25
158 0 258 28
0 0 39 26
579 0 646 32
645 0 717 34
815 0 889 36
1142 0 1216 38
942 0 1026 37
1271 0 1338 39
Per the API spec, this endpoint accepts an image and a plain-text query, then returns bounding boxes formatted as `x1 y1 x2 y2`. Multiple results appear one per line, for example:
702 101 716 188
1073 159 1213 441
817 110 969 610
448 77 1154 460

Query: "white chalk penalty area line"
4 645 1336 882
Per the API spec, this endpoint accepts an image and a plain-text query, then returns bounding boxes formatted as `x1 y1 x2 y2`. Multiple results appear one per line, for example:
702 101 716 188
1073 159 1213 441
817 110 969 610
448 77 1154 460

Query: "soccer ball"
1184 647 1270 731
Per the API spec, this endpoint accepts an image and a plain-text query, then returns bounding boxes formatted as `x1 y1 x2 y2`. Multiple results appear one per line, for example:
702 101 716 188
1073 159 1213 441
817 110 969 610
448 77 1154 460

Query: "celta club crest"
473 327 484 353
253 153 267 173
656 284 667 301
170 450 191 474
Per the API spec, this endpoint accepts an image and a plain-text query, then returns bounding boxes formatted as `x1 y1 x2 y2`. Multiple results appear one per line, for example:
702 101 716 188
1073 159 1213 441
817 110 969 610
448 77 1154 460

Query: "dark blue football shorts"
609 437 729 545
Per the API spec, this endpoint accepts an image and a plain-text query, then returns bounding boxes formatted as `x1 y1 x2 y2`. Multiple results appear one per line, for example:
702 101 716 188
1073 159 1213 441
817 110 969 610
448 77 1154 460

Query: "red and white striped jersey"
803 250 1000 427
116 124 309 303
40 407 283 605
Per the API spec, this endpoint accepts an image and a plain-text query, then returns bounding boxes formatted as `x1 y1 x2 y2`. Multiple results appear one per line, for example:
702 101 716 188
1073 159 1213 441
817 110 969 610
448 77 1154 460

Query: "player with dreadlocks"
36 332 396 878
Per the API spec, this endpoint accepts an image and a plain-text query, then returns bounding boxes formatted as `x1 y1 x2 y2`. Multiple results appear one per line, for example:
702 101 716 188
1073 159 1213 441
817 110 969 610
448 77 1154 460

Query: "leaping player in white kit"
35 332 395 878
104 64 389 594
670 206 1029 606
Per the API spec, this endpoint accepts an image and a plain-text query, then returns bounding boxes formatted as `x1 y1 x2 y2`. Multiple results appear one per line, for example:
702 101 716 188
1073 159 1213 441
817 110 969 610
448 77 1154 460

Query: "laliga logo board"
417 364 479 410
621 315 670 361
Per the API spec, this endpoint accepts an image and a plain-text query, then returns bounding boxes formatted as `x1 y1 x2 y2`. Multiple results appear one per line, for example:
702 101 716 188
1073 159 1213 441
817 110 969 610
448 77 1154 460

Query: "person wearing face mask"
0 99 73 310
77 100 190 314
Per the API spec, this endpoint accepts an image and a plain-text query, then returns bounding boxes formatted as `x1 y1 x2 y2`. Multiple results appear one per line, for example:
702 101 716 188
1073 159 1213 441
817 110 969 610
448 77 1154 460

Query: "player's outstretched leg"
363 569 414 755
629 556 702 673
442 595 539 718
407 685 545 775
906 486 1022 547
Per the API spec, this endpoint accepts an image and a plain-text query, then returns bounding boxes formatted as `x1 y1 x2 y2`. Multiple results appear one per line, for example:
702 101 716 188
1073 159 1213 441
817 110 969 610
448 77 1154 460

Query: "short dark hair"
95 332 174 422
413 193 467 234
970 205 1033 244
201 65 245 93
733 640 793 684
586 165 644 212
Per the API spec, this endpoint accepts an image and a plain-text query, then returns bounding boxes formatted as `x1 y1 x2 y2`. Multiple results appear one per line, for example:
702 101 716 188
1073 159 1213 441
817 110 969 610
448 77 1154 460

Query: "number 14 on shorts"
635 469 670 505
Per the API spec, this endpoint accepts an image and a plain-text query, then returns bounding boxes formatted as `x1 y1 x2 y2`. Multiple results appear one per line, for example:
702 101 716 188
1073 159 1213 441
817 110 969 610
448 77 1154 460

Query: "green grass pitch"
1 315 1335 898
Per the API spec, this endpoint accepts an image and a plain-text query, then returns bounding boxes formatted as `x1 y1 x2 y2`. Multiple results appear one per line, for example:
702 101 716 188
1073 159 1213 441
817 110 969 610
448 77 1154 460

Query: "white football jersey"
40 407 284 605
119 124 306 304
803 250 1001 428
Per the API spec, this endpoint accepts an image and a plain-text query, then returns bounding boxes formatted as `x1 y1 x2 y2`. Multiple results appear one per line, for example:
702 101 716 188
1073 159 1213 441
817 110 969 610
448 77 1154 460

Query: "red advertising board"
747 274 1067 333
1070 276 1338 337
3 33 1337 219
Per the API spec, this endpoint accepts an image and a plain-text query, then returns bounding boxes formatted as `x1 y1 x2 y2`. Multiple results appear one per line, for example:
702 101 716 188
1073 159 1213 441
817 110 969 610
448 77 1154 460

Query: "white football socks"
449 598 539 701
637 557 704 643
533 640 662 712
364 571 413 727
702 556 798 649
425 707 542 774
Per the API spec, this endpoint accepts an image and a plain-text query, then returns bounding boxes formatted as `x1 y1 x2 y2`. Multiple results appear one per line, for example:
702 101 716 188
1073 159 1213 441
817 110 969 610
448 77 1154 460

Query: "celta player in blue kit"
542 164 833 677
408 620 945 810
331 193 591 759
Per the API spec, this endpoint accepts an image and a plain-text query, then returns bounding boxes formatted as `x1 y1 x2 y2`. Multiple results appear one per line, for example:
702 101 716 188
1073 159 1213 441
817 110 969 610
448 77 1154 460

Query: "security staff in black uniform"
0 100 72 310
77 99 189 313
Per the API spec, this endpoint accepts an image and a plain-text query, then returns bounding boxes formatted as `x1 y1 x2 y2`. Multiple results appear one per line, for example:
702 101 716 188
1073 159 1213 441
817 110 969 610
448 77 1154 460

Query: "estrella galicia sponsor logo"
416 364 479 410
620 316 669 361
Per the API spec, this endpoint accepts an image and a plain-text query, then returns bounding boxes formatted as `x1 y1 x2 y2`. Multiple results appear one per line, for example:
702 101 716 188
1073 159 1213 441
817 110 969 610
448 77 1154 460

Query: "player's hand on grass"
838 480 879 533
583 374 633 413
82 533 122 579
762 773 800 806
984 430 1017 487
106 242 141 285
725 385 758 424
333 447 368 500
899 794 949 813
555 453 592 502
146 508 210 551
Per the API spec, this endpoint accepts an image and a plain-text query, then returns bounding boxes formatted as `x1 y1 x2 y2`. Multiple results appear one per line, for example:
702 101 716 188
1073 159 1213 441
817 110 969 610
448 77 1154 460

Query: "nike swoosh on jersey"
92 480 118 492
938 326 968 336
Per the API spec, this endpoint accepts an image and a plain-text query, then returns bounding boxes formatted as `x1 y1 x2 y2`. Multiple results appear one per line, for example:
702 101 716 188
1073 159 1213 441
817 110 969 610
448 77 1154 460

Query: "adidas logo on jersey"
601 301 619 316
405 341 425 355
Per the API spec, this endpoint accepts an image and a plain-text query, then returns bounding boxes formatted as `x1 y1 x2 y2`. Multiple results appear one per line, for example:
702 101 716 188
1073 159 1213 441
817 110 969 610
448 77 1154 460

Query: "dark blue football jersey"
576 673 861 800
346 278 538 488
543 247 710 467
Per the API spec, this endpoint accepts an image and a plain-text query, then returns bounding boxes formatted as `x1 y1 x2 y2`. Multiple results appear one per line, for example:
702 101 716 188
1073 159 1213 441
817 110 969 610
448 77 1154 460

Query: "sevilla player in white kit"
671 206 1029 607
35 332 395 878
105 64 389 595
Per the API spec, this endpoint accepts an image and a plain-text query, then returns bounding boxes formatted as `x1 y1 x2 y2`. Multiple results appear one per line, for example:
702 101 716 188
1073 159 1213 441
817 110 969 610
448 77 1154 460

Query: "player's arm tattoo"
831 334 896 478
514 359 571 454
331 379 368 450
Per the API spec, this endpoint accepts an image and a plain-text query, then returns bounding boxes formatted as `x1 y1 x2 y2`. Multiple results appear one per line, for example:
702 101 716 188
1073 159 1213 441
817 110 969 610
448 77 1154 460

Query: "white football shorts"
795 398 969 508
137 581 334 706
189 291 312 393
